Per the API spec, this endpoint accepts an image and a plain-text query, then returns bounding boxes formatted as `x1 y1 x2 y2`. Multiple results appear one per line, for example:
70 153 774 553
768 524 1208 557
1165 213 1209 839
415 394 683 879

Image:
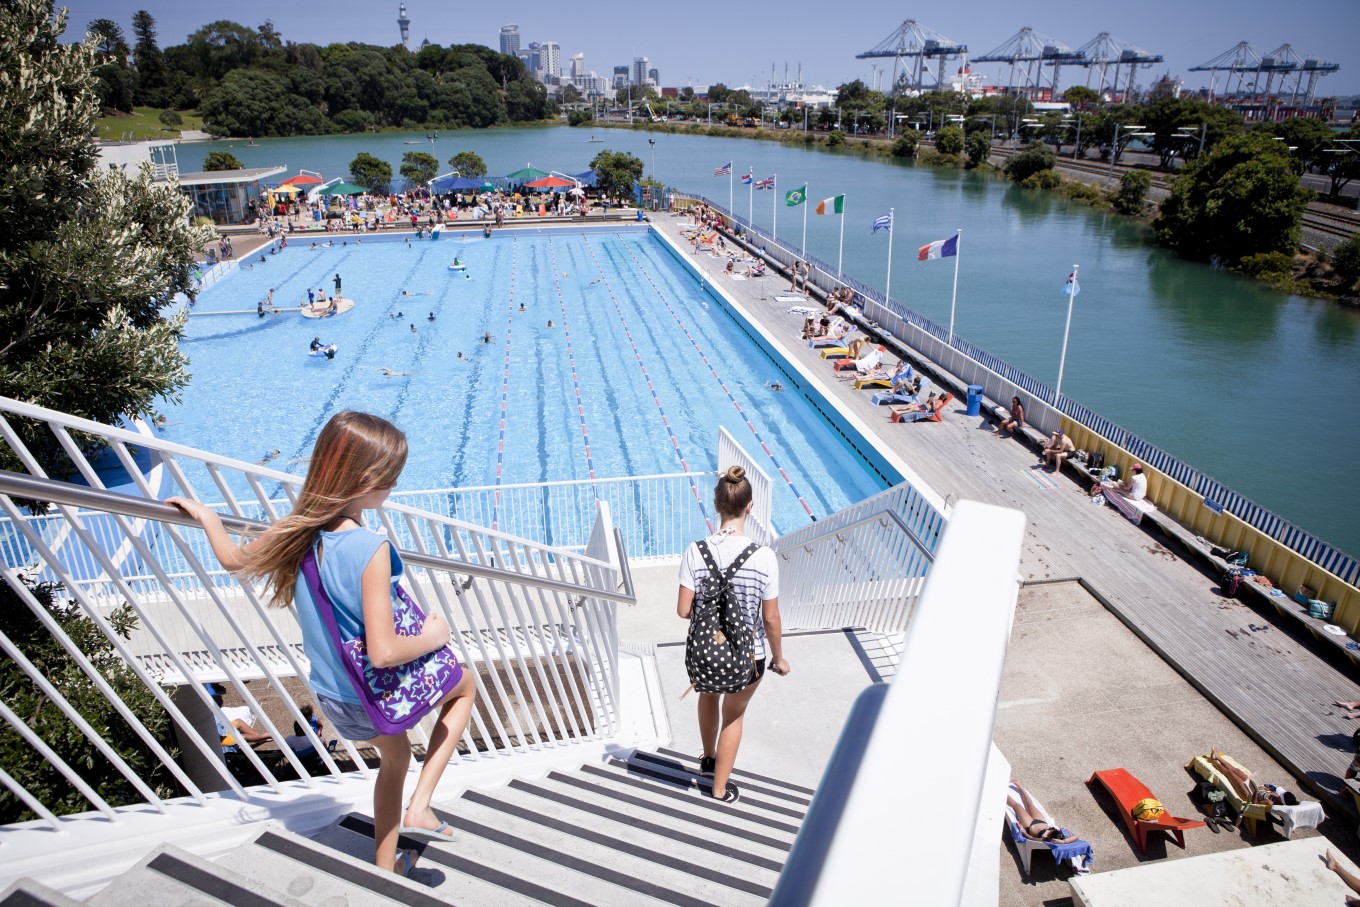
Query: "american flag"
741 171 753 185
872 212 893 234
754 176 776 190
714 161 733 176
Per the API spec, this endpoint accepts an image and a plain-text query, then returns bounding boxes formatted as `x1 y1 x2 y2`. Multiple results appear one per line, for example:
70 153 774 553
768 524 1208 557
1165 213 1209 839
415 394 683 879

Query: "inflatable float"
308 344 338 360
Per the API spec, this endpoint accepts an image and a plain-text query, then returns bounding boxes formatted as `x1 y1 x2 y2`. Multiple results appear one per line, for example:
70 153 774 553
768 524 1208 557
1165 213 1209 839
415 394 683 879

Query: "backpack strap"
722 543 760 585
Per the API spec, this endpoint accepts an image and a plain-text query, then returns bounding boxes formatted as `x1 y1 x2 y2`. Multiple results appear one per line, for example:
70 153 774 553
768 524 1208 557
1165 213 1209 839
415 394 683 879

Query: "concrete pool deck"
648 212 1360 838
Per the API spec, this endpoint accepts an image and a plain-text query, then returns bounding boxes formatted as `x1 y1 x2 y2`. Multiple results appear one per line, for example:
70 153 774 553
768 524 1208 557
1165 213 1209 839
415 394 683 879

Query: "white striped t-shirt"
678 533 780 659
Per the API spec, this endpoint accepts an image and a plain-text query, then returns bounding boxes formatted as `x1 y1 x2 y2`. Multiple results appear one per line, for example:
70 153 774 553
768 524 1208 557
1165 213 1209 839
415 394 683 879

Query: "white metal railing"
717 425 775 545
772 500 1027 906
0 394 632 832
390 471 713 558
772 481 948 632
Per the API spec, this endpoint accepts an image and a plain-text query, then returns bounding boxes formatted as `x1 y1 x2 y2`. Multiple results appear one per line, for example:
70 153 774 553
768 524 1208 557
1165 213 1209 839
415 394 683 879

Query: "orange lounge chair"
890 393 953 424
1089 768 1205 855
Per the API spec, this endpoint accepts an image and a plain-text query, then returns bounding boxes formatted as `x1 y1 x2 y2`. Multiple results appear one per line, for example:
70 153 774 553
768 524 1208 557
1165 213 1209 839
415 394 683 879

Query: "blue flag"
1063 271 1080 297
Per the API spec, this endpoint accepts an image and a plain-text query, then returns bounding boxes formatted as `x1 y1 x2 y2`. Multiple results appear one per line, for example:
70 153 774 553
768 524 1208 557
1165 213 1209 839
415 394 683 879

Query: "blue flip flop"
394 849 417 877
398 822 455 843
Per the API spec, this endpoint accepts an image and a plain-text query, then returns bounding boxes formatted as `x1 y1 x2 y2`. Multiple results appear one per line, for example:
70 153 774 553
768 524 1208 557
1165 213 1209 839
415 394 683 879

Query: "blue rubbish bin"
966 384 984 417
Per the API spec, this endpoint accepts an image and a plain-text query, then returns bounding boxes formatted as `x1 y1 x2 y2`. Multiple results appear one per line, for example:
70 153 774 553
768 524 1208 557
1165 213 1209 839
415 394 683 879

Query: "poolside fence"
671 192 1360 597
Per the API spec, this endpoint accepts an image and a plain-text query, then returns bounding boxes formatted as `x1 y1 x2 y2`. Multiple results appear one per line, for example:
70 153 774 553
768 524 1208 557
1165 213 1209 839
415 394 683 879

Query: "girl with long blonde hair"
170 410 477 878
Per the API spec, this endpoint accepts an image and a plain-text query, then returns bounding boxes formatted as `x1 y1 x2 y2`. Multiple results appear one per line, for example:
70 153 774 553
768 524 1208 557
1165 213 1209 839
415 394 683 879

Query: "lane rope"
580 236 713 535
613 235 816 522
490 239 517 531
547 238 598 493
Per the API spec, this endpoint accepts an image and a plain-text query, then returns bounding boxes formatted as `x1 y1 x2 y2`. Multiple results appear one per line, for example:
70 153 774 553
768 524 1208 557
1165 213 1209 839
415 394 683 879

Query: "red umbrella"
525 175 575 189
281 173 323 186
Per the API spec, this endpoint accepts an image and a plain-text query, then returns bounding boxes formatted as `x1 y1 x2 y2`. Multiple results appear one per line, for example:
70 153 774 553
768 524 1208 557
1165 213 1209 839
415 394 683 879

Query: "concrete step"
0 879 84 907
630 749 815 807
84 844 306 907
470 783 788 902
215 825 446 906
310 816 558 907
582 760 807 832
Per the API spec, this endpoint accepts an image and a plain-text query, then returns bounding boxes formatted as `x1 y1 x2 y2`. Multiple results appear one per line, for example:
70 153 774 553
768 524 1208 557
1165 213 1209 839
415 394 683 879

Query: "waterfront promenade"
651 213 1360 823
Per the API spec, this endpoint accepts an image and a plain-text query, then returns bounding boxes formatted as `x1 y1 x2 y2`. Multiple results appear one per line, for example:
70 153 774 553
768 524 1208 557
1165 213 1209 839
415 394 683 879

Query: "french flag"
917 235 959 261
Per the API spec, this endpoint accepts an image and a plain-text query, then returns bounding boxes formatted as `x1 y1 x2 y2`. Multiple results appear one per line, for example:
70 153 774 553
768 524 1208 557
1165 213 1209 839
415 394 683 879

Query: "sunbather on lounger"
1208 751 1298 805
1008 780 1078 844
888 393 944 419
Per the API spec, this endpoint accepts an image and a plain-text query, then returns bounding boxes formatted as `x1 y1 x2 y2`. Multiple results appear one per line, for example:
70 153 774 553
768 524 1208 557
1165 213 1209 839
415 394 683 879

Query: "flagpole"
837 196 846 274
772 175 778 244
1054 263 1079 406
801 183 809 254
884 208 895 305
748 169 753 229
947 228 962 348
728 167 734 221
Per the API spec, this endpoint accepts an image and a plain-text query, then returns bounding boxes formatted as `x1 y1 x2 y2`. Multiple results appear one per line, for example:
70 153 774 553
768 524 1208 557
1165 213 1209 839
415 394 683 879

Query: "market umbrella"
432 175 486 192
318 181 367 196
268 184 302 195
280 173 323 186
572 170 596 187
567 187 585 197
525 175 576 190
502 166 549 182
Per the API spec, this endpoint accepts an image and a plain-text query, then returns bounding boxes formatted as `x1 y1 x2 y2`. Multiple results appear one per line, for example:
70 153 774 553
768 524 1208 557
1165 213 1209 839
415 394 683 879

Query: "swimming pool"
172 228 887 540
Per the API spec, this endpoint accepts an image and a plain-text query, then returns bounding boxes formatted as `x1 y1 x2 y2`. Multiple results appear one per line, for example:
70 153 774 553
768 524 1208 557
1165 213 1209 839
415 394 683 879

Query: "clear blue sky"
62 0 1358 96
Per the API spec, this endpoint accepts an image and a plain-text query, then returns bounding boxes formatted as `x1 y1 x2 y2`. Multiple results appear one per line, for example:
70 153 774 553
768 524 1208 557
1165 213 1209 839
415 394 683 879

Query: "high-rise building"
570 53 585 80
632 56 649 86
648 68 659 86
499 24 520 57
397 3 411 49
613 66 630 89
541 42 561 79
519 42 542 76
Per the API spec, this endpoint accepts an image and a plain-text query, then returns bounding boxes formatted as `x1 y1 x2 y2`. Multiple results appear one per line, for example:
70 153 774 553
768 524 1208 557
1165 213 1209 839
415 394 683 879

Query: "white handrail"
772 500 1027 906
0 394 630 830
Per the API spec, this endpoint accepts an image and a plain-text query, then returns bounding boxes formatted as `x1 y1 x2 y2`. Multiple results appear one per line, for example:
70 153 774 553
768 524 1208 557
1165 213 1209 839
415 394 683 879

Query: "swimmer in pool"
518 302 526 312
482 331 492 344
376 368 413 377
428 312 435 321
410 324 417 333
456 352 463 360
257 449 281 465
547 320 555 328
770 382 784 392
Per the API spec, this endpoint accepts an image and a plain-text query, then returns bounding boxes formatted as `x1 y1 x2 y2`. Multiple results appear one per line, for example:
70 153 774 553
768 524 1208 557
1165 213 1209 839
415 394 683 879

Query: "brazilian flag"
785 185 807 207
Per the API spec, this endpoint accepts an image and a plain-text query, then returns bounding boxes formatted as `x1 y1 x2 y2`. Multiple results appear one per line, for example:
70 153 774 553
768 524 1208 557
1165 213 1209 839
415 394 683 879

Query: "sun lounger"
1004 782 1093 877
871 377 928 406
1089 767 1205 854
1187 753 1323 838
890 393 952 423
819 346 851 360
853 374 892 389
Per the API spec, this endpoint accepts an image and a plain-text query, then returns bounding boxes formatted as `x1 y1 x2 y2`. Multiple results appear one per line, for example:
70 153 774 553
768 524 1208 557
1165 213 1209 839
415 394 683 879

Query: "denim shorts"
317 693 378 741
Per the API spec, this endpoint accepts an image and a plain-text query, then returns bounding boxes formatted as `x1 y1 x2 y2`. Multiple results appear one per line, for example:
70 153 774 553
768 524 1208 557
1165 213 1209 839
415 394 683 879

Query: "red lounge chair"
1089 768 1205 855
890 393 953 424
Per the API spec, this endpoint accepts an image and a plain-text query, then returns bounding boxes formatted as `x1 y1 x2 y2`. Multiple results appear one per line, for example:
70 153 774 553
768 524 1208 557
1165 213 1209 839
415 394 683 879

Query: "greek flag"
1063 271 1081 297
714 161 733 176
872 212 893 234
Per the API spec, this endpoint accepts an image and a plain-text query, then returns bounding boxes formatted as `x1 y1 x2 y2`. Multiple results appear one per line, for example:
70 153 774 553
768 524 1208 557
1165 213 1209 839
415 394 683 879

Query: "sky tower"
397 3 411 49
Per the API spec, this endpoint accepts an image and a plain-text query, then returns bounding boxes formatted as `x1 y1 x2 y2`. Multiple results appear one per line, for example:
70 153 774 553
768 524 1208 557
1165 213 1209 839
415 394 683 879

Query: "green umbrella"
318 181 367 196
502 166 549 182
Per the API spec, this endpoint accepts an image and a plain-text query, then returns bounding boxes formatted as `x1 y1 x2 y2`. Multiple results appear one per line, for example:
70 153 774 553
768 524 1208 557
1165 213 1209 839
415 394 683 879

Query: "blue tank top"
292 527 403 703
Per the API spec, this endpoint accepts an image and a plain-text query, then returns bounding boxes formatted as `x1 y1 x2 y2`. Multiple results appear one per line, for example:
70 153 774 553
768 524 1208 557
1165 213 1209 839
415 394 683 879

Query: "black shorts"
751 658 767 684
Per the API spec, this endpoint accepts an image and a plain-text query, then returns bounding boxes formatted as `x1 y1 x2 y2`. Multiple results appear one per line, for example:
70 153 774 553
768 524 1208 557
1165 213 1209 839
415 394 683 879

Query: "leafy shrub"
964 131 992 169
1235 251 1295 277
1113 170 1153 215
567 109 593 127
1004 141 1057 182
935 125 965 155
1333 235 1360 283
0 575 179 822
331 109 374 134
1058 181 1107 205
827 129 845 147
1022 170 1062 189
891 132 919 157
157 108 182 127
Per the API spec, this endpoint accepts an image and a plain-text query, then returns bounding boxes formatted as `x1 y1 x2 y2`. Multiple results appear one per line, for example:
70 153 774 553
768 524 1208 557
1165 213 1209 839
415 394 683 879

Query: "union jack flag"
713 161 733 176
754 176 776 190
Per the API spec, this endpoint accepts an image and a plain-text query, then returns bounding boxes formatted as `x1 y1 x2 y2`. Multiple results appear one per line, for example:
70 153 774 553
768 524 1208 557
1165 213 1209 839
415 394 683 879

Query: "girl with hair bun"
676 465 789 803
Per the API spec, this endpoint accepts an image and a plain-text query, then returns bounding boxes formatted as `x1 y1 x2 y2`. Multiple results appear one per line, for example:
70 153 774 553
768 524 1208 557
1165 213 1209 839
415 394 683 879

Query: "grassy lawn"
95 107 204 142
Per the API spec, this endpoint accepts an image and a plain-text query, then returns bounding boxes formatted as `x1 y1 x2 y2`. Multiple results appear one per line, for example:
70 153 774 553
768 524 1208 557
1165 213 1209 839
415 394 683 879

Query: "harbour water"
193 126 1360 558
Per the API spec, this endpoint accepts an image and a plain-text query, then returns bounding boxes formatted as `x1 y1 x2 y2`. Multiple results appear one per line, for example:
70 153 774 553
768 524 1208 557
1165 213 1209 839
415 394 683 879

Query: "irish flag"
815 195 844 215
918 235 959 260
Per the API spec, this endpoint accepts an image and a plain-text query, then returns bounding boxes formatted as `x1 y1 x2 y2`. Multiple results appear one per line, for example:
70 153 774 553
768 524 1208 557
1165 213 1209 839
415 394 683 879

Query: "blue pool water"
171 229 887 534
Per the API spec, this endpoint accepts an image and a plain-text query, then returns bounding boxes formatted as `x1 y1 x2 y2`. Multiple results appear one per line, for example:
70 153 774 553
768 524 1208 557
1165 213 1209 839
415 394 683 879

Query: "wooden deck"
651 214 1360 817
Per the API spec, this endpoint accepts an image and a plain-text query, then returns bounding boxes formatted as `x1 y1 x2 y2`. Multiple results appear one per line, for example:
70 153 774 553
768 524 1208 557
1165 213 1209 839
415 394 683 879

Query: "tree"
964 130 992 168
448 151 487 177
130 10 167 106
199 69 329 136
560 84 582 104
567 108 593 127
158 108 181 127
1154 132 1313 263
1266 116 1338 176
505 77 549 121
203 150 243 171
1332 235 1360 285
1063 86 1098 109
87 18 130 59
589 149 644 199
349 152 392 194
1113 170 1152 215
0 574 180 822
400 151 438 187
1003 141 1057 182
678 86 693 102
0 0 211 475
934 124 964 155
1321 127 1360 196
891 132 918 157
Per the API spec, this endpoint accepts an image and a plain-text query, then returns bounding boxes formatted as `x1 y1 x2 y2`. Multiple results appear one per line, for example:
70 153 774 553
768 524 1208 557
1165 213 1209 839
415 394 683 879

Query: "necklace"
714 525 742 537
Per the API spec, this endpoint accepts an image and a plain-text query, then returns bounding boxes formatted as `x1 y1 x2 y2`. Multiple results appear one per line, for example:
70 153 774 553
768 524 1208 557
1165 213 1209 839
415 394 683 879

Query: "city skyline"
61 0 1359 96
